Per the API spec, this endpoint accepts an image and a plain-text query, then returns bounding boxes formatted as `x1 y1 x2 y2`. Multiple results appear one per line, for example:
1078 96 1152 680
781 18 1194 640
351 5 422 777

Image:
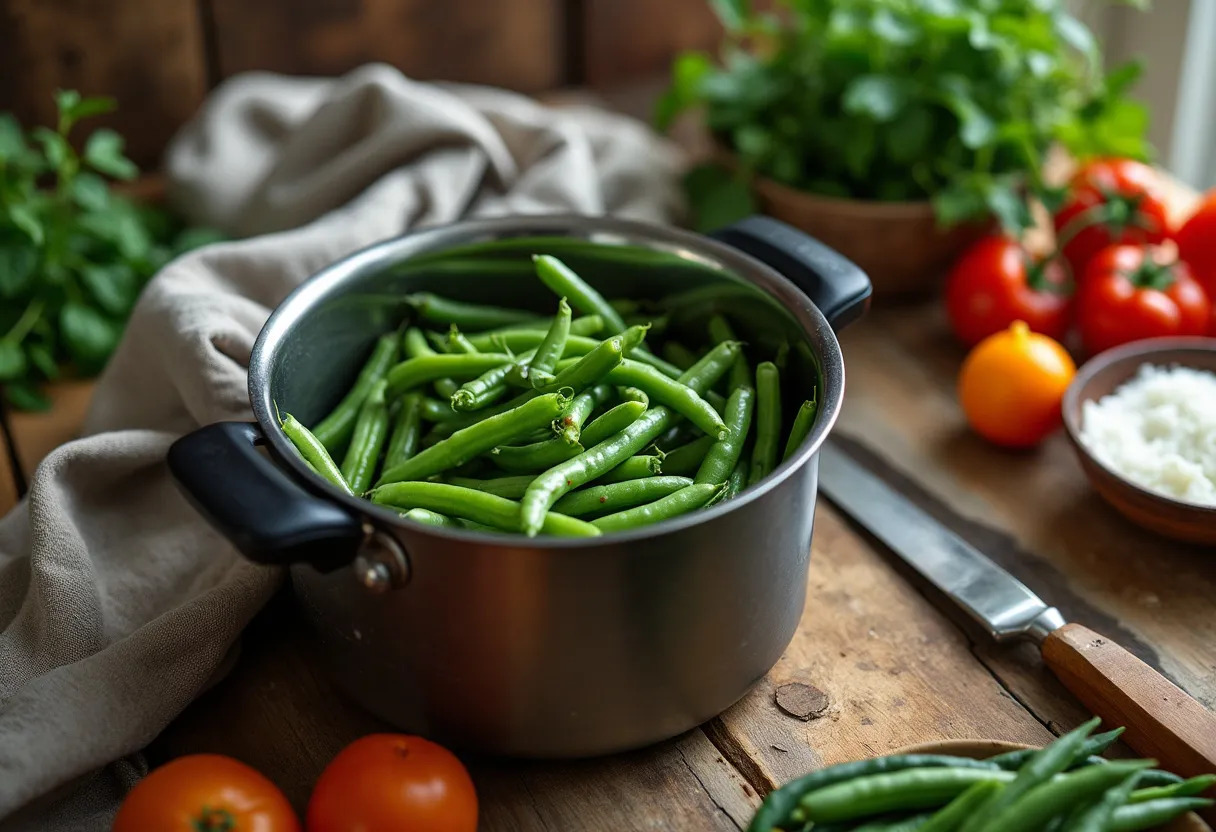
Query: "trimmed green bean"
1129 774 1216 804
490 437 584 472
1111 798 1213 831
556 384 611 444
799 768 1012 824
444 474 536 500
782 397 819 461
534 254 628 333
662 435 716 477
518 298 571 388
619 386 649 405
552 476 693 517
419 397 458 422
661 341 698 371
560 358 725 438
281 413 353 495
919 780 1003 832
681 341 744 393
446 325 479 354
696 386 755 485
536 334 626 396
708 314 751 390
465 314 604 351
748 361 782 486
406 292 540 331
989 730 1124 771
377 393 569 485
385 353 512 397
385 393 424 470
403 327 436 358
591 483 719 532
580 400 646 447
311 332 398 451
402 508 460 528
594 454 663 483
452 358 517 412
724 458 748 499
976 760 1152 832
371 481 599 536
434 377 460 398
1064 771 1144 832
340 380 389 493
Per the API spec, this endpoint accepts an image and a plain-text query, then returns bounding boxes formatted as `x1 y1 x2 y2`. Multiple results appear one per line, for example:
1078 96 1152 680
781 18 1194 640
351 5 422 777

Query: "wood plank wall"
0 0 725 167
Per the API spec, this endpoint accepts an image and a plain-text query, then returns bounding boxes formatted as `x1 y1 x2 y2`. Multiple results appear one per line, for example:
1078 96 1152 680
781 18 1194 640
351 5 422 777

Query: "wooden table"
4 295 1213 828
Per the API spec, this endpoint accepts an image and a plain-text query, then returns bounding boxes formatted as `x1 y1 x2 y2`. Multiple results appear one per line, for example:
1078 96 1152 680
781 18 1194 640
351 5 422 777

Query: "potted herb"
657 0 1150 295
0 92 221 410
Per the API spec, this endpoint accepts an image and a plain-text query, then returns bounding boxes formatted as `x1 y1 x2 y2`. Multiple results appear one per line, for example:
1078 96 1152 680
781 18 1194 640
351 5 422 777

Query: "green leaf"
5 381 51 411
0 114 28 161
873 9 918 45
60 302 120 374
984 181 1032 234
0 243 38 296
76 209 151 261
939 77 996 149
56 90 116 125
7 204 44 245
83 129 138 180
886 107 935 165
79 263 138 315
0 341 26 381
32 126 71 171
932 184 987 227
654 51 713 131
70 172 110 211
843 75 910 123
709 0 750 32
682 164 757 233
26 342 59 380
1054 12 1098 68
842 121 877 179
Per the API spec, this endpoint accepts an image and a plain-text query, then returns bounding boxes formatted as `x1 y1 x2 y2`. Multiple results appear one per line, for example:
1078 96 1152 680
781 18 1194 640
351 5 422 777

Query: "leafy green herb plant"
658 0 1151 232
0 91 223 409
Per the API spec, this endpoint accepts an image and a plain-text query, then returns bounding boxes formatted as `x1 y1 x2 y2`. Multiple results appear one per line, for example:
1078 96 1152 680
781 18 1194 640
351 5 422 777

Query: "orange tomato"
958 321 1076 448
112 754 299 832
306 734 478 832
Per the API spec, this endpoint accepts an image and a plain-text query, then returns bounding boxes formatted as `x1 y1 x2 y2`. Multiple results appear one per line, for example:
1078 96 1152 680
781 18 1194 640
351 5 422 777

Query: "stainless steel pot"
168 215 870 757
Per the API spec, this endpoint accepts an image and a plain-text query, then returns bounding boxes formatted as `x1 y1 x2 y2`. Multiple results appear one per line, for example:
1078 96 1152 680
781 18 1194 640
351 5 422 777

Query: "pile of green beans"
279 254 820 537
747 719 1213 832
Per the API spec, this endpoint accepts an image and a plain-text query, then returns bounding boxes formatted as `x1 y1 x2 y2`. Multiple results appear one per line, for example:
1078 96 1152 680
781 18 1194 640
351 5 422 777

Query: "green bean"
514 298 570 388
682 341 745 395
1128 774 1215 804
405 292 540 331
1134 770 1184 788
419 397 458 422
403 327 436 359
662 435 716 476
490 437 584 472
696 386 755 485
619 386 649 405
747 757 1004 832
977 761 1153 832
708 314 751 390
552 476 694 517
424 330 449 352
561 358 725 438
919 781 1003 832
961 717 1101 832
377 393 569 485
989 731 1124 771
402 508 461 528
594 454 663 483
782 397 819 461
580 400 647 447
444 475 536 500
536 334 626 396
311 332 398 451
591 483 719 532
452 356 519 412
385 393 424 470
724 458 748 499
434 377 460 398
465 314 604 351
520 408 673 534
661 341 698 371
799 768 1013 824
534 254 628 333
281 413 353 495
340 380 389 493
446 325 479 354
630 349 684 379
1111 798 1213 831
371 482 599 536
385 353 512 397
748 361 782 485
556 384 612 444
1064 770 1145 832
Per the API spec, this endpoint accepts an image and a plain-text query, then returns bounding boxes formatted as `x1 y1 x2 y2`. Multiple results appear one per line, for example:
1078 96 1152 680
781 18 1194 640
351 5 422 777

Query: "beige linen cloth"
0 63 683 830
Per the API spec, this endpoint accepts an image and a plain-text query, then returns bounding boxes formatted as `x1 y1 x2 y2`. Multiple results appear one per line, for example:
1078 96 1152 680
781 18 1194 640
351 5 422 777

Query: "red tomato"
307 734 477 832
1175 189 1216 298
113 754 299 832
1076 245 1211 355
945 235 1073 346
1053 158 1171 280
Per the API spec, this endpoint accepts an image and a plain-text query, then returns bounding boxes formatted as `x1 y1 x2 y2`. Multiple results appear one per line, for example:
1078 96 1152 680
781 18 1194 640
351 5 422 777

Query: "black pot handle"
711 215 872 330
168 421 364 572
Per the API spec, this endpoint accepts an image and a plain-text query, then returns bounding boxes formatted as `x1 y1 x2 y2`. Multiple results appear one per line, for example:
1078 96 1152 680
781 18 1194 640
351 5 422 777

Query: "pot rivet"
352 528 410 593
354 558 392 593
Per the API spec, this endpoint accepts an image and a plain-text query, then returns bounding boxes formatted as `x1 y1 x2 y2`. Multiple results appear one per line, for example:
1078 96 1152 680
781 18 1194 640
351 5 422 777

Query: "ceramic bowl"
1060 337 1216 546
896 740 1209 831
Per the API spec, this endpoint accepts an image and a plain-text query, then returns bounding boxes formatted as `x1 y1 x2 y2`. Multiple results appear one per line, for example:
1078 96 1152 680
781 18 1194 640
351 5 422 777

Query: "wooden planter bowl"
750 176 990 298
1061 338 1216 546
896 740 1209 831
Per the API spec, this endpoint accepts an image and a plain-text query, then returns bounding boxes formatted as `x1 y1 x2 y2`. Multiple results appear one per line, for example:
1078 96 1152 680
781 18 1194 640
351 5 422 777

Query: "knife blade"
818 439 1216 789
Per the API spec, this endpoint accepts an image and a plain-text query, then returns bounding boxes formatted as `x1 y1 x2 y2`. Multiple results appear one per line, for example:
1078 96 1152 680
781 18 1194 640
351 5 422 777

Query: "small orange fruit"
958 320 1076 448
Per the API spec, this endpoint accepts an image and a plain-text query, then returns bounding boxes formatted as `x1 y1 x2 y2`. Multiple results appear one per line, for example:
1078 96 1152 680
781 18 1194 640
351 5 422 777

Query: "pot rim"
249 214 844 549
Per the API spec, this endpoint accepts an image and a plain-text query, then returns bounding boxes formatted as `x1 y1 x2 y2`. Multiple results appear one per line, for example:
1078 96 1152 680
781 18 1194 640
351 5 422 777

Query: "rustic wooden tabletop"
1 84 1211 829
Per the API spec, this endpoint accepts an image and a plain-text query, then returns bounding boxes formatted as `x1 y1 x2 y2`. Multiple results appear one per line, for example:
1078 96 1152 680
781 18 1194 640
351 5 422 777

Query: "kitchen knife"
819 440 1216 786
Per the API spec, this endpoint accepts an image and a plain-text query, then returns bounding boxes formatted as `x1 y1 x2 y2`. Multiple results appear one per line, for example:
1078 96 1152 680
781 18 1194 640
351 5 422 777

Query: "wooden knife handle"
1043 623 1216 780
